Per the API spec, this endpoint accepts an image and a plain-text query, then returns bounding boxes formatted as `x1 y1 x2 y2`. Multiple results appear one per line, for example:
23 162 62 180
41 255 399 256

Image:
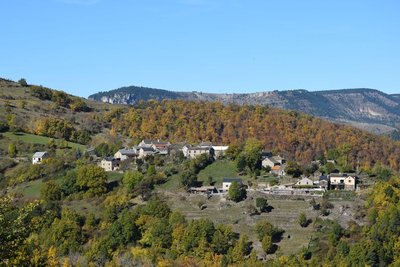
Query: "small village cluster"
32 139 358 196
100 140 229 172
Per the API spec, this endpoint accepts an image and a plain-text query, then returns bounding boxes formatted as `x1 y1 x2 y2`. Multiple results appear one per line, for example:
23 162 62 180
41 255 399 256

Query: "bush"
298 213 309 227
18 78 28 86
41 181 62 201
228 181 247 202
69 99 91 112
256 197 268 212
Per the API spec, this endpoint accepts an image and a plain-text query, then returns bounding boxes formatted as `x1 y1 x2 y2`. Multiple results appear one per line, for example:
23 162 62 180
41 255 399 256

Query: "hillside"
2 78 400 171
89 86 400 135
0 78 128 145
109 100 400 171
2 78 400 266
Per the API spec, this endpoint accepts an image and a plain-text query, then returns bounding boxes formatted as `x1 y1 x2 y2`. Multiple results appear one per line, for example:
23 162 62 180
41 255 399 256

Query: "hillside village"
33 138 360 197
2 0 399 264
0 80 398 266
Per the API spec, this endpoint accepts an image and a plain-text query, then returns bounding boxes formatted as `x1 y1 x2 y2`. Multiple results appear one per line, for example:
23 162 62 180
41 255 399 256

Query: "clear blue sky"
1 0 399 97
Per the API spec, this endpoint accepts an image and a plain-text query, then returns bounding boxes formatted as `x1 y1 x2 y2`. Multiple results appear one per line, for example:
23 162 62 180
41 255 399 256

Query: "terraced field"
161 190 318 257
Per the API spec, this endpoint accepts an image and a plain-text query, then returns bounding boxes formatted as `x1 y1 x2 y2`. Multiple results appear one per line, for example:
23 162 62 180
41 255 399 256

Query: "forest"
108 100 400 172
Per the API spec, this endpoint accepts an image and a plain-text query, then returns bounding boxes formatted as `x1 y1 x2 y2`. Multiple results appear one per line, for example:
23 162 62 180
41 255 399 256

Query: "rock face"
89 86 400 135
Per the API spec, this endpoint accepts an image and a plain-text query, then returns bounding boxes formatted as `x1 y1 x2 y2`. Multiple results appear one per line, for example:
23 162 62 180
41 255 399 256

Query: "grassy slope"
197 160 238 186
9 176 65 199
3 132 86 150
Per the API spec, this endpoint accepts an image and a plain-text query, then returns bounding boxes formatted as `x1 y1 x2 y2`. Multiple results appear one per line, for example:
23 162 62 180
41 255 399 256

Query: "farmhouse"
182 145 214 159
295 177 314 186
262 155 286 168
329 173 356 190
32 151 49 165
271 165 286 176
101 157 120 172
138 147 157 159
114 148 137 161
222 178 243 191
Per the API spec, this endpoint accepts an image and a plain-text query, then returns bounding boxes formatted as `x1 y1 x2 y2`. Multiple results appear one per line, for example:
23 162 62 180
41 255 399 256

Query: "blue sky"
1 0 399 97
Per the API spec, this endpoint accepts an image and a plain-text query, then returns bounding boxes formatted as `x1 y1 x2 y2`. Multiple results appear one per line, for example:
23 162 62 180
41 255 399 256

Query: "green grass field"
157 173 182 191
10 176 65 199
3 132 86 150
107 172 124 182
197 160 238 186
19 179 45 199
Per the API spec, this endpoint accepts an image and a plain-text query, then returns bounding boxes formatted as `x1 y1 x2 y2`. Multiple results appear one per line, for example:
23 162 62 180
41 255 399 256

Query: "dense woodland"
108 100 400 172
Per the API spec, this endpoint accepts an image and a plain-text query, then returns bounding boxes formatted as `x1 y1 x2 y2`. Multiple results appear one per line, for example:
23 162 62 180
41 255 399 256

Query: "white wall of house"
222 182 232 190
32 157 42 164
262 158 275 168
32 152 49 165
296 178 313 186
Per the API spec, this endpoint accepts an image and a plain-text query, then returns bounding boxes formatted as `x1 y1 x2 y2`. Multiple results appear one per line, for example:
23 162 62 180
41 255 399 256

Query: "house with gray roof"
262 155 286 168
114 148 138 161
182 145 214 159
32 151 49 165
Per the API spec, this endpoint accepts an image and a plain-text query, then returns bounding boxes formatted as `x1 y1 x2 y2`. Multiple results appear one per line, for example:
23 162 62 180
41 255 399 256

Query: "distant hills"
89 86 400 136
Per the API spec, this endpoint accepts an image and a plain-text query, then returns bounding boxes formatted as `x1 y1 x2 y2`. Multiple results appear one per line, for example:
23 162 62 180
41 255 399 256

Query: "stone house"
329 173 356 190
271 165 286 177
182 145 214 159
114 148 137 161
262 155 286 168
138 147 158 159
101 157 120 172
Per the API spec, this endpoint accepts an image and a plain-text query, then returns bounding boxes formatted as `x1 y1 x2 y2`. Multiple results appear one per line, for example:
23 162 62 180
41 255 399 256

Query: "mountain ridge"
89 86 400 135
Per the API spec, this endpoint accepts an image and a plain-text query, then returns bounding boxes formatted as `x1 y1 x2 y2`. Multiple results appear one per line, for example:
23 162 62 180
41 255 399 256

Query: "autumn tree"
0 197 40 265
42 208 85 255
76 165 107 196
41 181 62 201
242 138 263 173
122 171 144 192
8 143 17 158
228 181 246 202
255 219 284 242
261 235 274 254
211 224 236 254
231 234 252 263
256 198 268 212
